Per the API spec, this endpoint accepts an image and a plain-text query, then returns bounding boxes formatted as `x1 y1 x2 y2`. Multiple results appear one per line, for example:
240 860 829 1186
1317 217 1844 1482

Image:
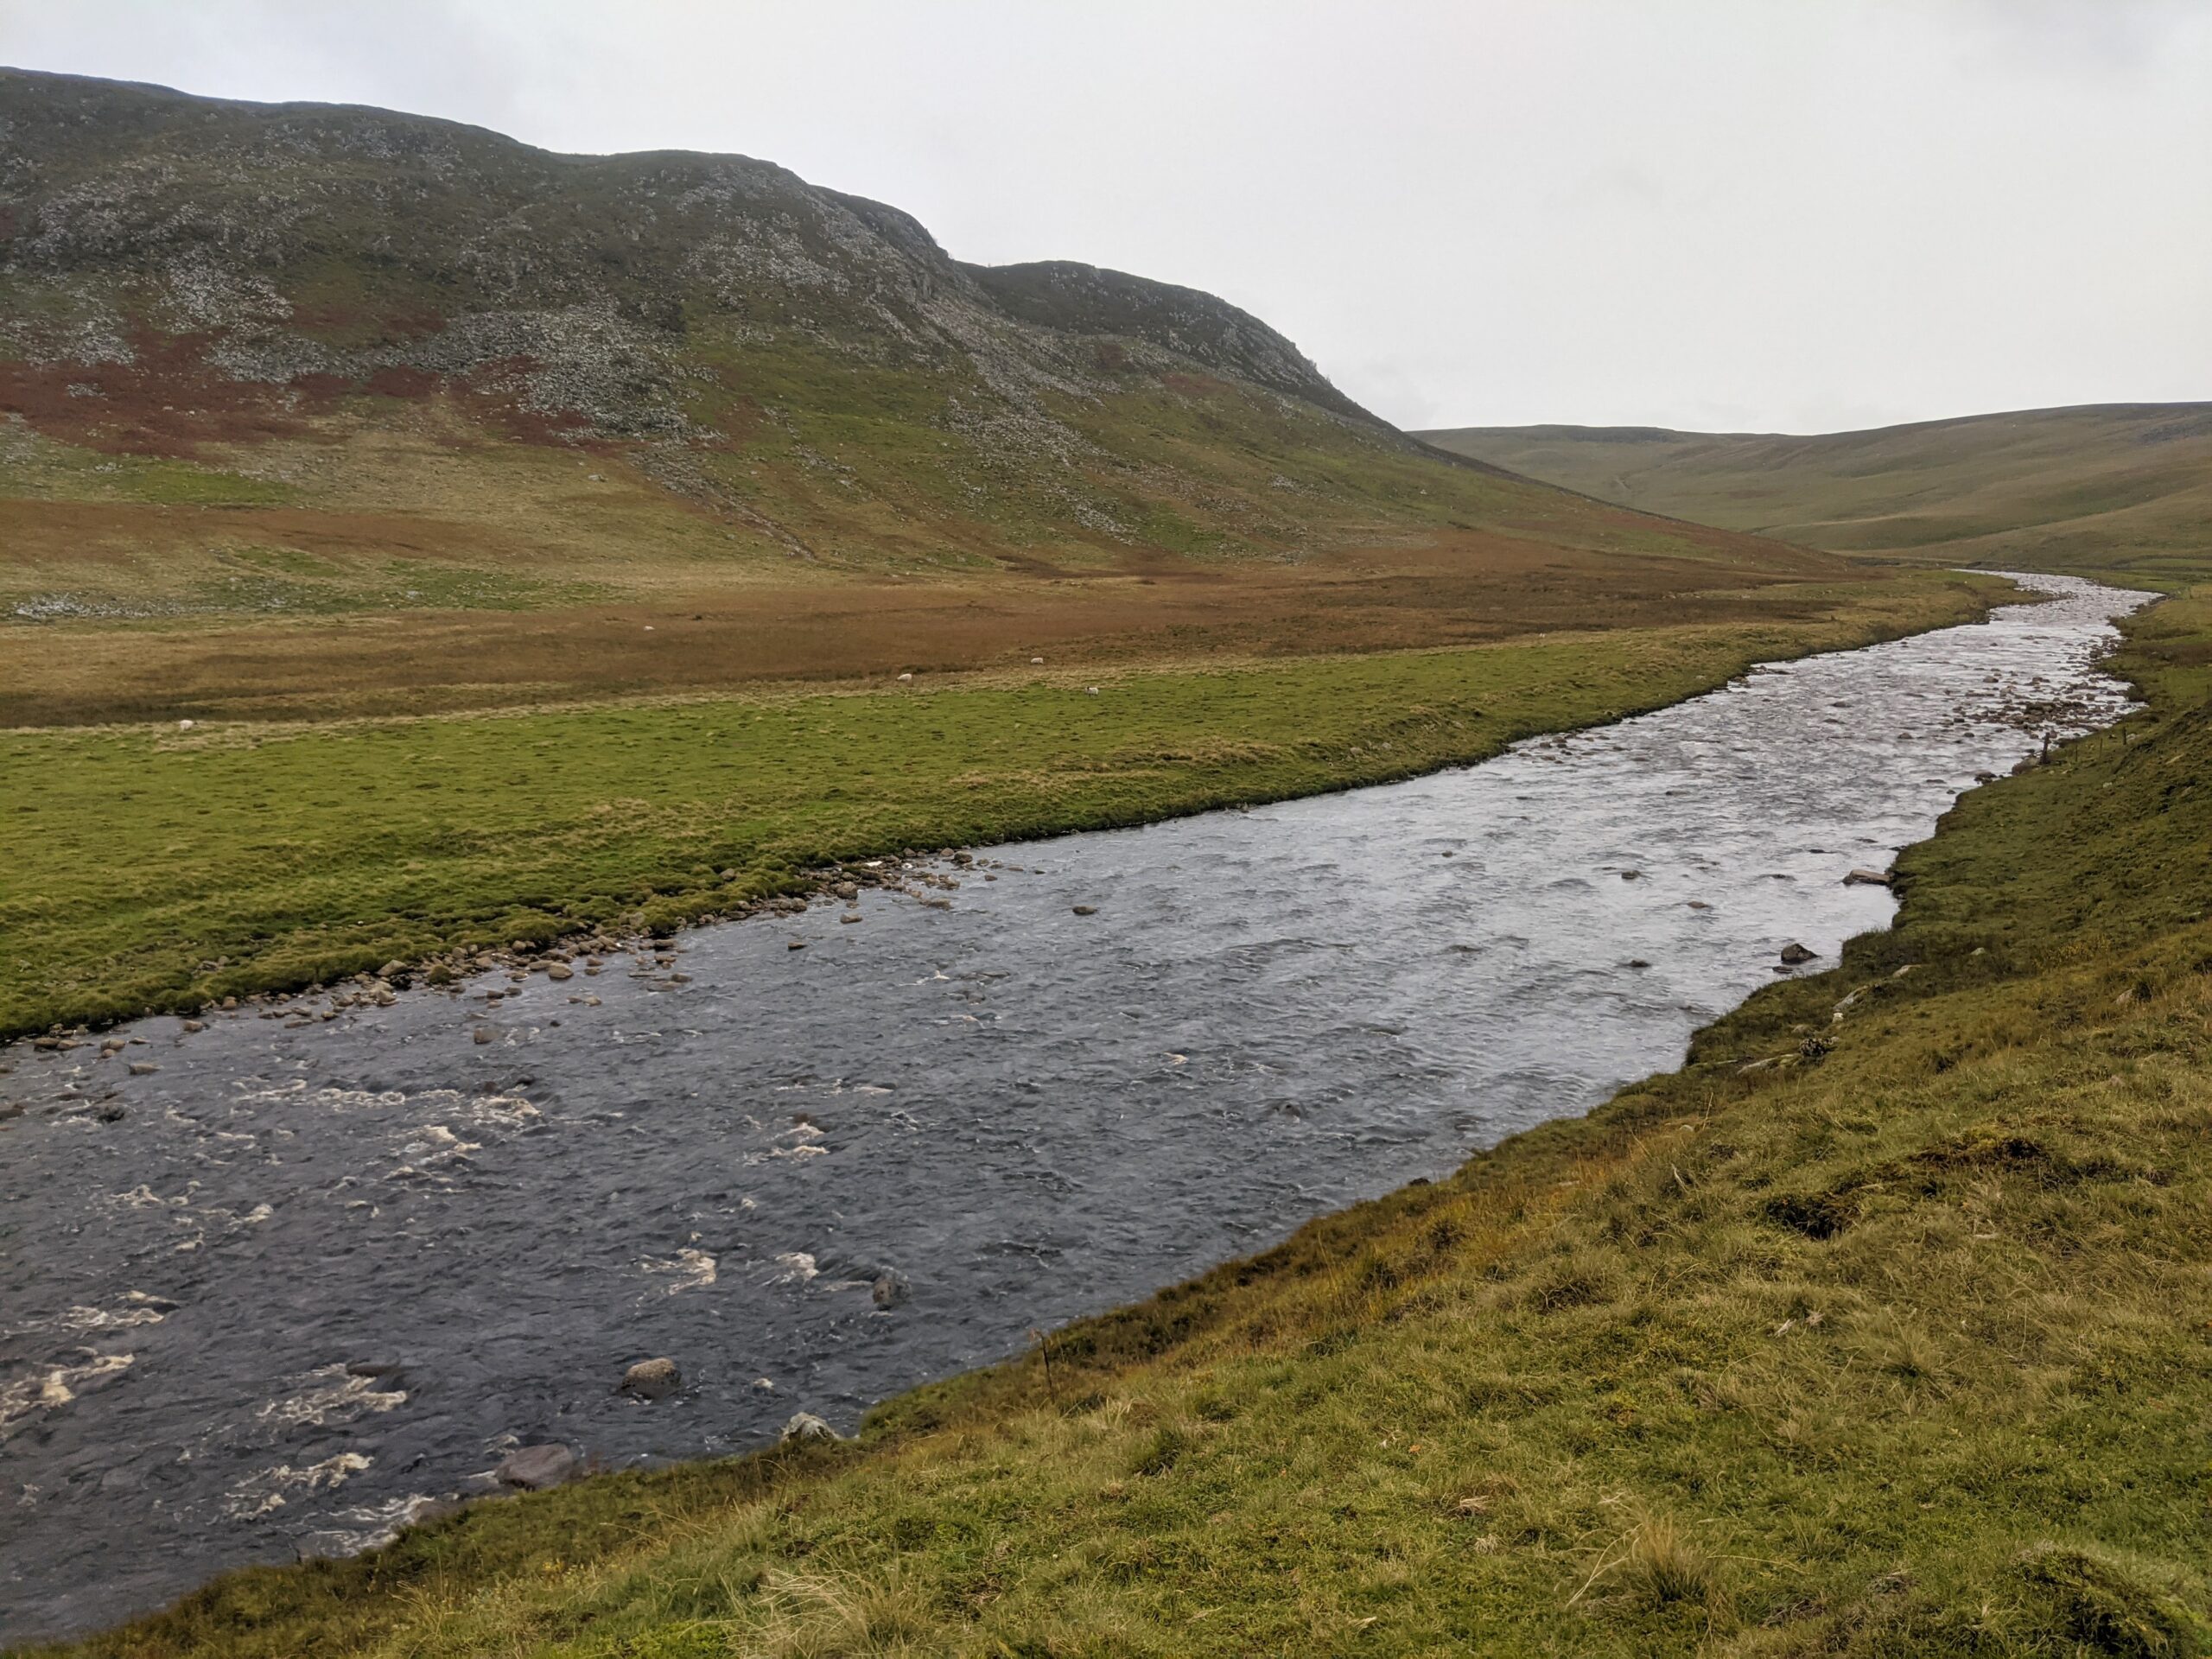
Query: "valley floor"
1 568 1990 1042
27 584 2212 1657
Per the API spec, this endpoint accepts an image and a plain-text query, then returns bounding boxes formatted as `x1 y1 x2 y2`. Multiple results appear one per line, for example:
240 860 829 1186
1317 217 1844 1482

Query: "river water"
0 574 2151 1643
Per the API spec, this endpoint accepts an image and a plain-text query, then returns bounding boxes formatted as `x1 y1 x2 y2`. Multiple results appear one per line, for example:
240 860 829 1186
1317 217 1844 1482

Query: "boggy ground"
27 588 2212 1658
0 530 1863 727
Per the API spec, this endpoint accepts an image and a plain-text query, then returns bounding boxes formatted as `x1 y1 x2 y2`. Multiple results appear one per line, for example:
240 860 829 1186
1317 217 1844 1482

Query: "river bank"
0 570 1999 1043
9 575 2196 1655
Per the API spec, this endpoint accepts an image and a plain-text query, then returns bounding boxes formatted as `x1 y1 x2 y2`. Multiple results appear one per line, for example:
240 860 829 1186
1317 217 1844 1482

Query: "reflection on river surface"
0 574 2151 1643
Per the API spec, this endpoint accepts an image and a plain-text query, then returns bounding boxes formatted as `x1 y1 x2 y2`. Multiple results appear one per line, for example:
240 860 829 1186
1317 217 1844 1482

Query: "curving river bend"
0 573 2152 1643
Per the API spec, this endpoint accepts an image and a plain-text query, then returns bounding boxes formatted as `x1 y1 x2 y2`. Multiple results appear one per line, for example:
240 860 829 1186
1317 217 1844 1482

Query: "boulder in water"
496 1444 578 1491
619 1357 681 1401
1842 868 1892 887
872 1270 910 1309
1779 942 1818 965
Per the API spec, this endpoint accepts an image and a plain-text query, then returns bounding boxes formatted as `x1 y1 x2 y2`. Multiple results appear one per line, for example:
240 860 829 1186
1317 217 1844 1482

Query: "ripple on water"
0 574 2154 1644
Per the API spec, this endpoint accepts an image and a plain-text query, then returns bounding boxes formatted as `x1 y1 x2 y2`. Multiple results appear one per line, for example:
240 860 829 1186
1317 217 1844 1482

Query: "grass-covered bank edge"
25 582 2212 1657
2 570 2000 1041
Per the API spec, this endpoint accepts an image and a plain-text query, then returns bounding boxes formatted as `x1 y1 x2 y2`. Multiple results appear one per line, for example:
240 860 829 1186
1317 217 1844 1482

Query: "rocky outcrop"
0 67 1388 455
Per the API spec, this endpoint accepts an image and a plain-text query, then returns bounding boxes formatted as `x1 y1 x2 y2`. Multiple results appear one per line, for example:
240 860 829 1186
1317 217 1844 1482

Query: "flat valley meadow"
3 49 2211 1659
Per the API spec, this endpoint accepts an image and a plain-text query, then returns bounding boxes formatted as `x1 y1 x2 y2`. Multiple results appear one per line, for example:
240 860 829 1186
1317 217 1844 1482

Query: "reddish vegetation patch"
459 357 599 447
0 527 1887 727
0 326 615 461
0 330 316 458
364 365 442 399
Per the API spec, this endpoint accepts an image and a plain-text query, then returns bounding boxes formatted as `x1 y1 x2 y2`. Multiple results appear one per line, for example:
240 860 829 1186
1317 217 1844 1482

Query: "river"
0 572 2152 1643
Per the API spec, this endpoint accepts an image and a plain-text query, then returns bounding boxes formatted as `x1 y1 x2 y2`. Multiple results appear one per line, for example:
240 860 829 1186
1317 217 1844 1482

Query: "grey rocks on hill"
0 67 1382 452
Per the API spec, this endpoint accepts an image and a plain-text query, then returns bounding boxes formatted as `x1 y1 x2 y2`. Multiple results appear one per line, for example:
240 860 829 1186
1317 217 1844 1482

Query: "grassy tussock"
34 588 2212 1656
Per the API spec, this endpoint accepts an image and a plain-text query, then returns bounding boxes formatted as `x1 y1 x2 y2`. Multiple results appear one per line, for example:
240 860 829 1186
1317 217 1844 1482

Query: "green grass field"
36 590 2212 1659
0 572 1994 1039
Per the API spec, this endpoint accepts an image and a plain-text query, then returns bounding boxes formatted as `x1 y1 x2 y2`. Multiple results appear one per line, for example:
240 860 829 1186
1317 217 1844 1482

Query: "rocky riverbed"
0 573 2152 1644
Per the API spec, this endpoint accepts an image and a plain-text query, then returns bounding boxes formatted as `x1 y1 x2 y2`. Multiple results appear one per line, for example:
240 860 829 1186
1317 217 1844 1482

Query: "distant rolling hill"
1420 404 2212 587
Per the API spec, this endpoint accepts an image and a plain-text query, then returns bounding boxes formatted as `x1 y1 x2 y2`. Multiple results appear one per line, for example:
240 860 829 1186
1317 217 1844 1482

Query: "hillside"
0 67 1885 729
1420 405 2212 586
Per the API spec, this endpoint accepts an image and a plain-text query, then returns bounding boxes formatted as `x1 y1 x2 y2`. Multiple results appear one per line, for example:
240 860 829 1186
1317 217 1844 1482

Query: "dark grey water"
0 574 2151 1643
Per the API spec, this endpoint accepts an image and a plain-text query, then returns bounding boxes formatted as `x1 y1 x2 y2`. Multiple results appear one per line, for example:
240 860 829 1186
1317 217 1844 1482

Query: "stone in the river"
546 963 574 981
1620 870 1643 880
787 940 807 951
1843 868 1892 887
496 1444 578 1490
872 1270 910 1309
1687 900 1712 910
620 1357 681 1401
780 1411 841 1444
378 960 407 982
1072 905 1098 916
180 1020 205 1033
127 1062 159 1076
472 1027 496 1045
1779 942 1818 965
841 912 861 924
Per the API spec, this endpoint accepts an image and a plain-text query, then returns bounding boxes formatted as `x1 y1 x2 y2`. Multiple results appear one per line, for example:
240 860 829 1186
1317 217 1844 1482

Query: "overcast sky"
4 1 2208 433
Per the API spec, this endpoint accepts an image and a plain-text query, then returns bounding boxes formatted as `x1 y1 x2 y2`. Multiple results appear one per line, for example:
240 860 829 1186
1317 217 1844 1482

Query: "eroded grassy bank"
29 585 2212 1657
0 570 1994 1040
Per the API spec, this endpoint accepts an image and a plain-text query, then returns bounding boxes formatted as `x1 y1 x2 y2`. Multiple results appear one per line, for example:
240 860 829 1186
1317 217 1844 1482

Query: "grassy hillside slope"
36 591 2212 1659
1420 405 2212 586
